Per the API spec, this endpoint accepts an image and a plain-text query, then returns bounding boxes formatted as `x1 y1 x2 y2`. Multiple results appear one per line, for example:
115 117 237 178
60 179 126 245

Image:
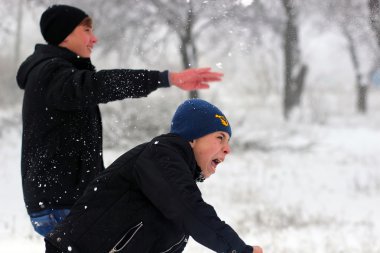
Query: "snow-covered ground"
1 90 380 253
1 1 379 251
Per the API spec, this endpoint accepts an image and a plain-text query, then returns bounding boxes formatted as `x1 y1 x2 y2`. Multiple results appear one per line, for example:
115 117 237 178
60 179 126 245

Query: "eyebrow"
220 132 230 142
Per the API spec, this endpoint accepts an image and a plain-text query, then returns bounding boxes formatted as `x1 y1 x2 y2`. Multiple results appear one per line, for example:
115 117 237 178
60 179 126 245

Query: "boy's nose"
223 143 231 154
92 34 98 44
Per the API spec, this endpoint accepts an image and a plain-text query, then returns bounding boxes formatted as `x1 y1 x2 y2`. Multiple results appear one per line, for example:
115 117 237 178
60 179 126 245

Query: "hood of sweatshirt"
16 44 94 89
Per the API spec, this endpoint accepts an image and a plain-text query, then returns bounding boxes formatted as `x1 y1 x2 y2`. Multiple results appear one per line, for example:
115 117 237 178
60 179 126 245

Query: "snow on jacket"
16 44 170 214
45 134 253 253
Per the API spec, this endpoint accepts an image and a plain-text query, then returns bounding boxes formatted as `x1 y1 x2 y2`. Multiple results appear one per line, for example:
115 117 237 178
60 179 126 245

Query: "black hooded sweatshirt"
45 134 253 253
16 44 169 214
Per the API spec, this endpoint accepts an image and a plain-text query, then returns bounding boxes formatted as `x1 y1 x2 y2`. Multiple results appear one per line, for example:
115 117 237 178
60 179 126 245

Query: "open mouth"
211 159 222 168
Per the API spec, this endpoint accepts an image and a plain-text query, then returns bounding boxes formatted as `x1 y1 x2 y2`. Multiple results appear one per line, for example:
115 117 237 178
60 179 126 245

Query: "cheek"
82 36 89 44
193 141 219 165
198 148 215 164
194 148 208 166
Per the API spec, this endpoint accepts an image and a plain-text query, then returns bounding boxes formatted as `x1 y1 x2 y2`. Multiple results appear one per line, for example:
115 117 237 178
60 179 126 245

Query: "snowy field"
1 90 380 253
1 1 379 252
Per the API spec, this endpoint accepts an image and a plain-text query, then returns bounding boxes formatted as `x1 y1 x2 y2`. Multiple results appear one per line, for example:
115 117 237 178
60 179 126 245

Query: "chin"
205 171 214 178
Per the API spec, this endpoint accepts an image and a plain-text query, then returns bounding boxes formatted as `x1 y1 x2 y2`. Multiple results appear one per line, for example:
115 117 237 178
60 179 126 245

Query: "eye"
84 26 93 32
217 135 224 140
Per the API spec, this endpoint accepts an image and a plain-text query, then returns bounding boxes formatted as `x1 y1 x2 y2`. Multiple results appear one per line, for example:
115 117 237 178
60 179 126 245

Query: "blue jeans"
30 209 70 236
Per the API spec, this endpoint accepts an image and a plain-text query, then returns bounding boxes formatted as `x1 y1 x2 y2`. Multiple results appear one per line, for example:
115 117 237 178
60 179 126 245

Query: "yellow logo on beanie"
215 114 229 126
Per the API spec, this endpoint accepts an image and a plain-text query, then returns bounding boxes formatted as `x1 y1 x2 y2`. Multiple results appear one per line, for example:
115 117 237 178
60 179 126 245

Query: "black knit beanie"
40 5 88 45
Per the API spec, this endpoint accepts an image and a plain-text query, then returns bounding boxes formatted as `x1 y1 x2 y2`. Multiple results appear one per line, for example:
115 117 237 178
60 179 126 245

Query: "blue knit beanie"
170 99 232 141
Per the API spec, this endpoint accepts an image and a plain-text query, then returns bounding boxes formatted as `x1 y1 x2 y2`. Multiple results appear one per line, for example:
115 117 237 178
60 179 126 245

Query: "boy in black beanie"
45 99 263 253
16 4 223 236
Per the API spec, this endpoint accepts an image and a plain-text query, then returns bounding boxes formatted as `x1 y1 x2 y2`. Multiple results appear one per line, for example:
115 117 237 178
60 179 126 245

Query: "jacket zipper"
109 221 143 253
159 235 187 253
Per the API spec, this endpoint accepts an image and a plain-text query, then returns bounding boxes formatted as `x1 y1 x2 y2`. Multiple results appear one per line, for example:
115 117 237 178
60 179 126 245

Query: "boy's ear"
58 37 69 47
189 140 196 148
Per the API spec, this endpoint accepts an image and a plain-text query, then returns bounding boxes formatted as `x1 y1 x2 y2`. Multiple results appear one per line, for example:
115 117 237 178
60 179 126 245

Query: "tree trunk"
282 0 308 120
357 85 368 113
179 0 199 99
369 0 380 48
366 0 380 113
180 38 199 99
14 0 24 67
343 26 367 113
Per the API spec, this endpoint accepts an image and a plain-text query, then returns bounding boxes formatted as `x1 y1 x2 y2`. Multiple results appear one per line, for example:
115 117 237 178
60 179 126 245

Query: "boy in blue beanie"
45 99 263 253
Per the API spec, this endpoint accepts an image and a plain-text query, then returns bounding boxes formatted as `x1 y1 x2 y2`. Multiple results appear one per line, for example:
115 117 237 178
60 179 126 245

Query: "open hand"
169 67 223 91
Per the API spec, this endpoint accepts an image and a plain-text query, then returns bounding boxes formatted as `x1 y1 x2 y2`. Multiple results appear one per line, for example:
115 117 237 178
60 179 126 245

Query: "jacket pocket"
159 235 187 253
109 221 143 253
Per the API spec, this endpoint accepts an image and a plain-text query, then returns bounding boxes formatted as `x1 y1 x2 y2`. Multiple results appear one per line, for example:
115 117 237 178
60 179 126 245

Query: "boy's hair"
40 4 89 45
80 17 93 28
170 99 232 141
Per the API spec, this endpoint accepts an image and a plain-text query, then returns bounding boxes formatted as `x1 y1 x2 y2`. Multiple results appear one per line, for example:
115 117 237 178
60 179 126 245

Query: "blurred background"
0 0 379 252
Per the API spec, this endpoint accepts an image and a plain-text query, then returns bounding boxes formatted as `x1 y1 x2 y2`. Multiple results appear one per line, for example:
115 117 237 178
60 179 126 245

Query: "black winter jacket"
45 134 253 253
16 44 169 214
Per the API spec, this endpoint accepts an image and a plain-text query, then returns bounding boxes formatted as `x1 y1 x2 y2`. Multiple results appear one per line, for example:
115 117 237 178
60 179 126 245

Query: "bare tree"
368 0 380 89
146 0 201 98
320 0 373 114
343 26 367 113
73 0 241 99
242 0 307 120
0 0 25 106
281 0 308 120
0 1 14 46
14 0 24 66
369 0 380 48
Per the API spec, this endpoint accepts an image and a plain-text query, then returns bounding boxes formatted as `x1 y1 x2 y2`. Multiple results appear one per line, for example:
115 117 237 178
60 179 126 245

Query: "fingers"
171 67 222 91
192 67 211 73
199 75 223 82
185 73 222 84
199 71 223 77
196 71 223 83
192 67 224 78
183 82 209 90
179 82 209 91
198 83 210 89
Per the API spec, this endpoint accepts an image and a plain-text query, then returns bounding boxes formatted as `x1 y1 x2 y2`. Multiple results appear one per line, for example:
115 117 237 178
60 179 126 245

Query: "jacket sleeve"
133 140 252 253
43 59 170 110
